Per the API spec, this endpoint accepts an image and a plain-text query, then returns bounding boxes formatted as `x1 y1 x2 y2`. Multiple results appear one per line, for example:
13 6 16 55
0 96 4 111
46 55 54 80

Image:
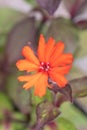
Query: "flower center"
39 62 50 72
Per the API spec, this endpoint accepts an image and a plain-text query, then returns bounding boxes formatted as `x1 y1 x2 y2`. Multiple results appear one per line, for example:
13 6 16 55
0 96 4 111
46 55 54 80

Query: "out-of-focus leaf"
48 122 58 130
75 31 87 58
36 0 61 15
64 0 87 30
74 97 87 114
36 101 60 129
11 112 26 130
0 93 13 119
73 1 87 29
75 20 87 29
70 76 87 98
68 66 86 80
0 8 24 48
59 84 72 101
64 0 85 18
60 102 87 128
46 18 78 54
0 112 26 130
7 71 31 114
0 70 5 91
0 8 24 32
31 89 52 106
5 17 38 65
58 117 77 130
25 0 37 5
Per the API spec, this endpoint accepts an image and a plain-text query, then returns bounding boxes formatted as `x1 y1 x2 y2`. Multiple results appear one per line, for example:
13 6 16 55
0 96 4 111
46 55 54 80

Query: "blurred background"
0 0 87 130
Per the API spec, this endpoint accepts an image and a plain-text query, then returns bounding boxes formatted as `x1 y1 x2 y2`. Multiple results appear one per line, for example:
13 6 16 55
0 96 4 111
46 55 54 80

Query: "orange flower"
16 34 73 97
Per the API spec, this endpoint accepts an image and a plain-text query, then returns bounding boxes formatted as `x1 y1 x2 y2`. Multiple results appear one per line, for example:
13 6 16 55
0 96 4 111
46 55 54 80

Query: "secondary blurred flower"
16 34 73 97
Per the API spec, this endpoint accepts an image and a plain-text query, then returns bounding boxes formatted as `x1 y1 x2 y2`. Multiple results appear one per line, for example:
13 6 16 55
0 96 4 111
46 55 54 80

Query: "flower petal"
16 59 38 72
49 71 68 88
51 54 73 67
50 65 72 75
50 41 64 64
34 74 48 97
37 34 46 62
45 37 55 62
22 46 39 65
18 73 42 90
18 72 42 82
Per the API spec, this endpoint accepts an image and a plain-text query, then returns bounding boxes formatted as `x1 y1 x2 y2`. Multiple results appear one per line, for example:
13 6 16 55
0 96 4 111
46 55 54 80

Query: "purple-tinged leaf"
50 76 87 103
75 20 87 29
64 0 85 18
5 17 38 65
36 0 61 15
73 1 87 29
35 101 60 129
48 122 58 130
49 81 72 102
4 110 11 130
55 94 68 107
74 0 87 16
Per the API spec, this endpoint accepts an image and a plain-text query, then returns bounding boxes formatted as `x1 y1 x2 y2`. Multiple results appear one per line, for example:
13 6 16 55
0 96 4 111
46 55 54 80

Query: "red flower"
16 34 73 97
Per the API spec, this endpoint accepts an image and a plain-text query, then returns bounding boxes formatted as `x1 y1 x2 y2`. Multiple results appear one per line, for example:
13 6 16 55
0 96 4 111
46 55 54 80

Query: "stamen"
39 62 50 72
41 62 44 65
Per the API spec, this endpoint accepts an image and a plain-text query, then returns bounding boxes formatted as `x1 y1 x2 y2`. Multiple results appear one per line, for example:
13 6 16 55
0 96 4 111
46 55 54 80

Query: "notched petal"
16 59 38 72
37 34 46 62
22 46 40 65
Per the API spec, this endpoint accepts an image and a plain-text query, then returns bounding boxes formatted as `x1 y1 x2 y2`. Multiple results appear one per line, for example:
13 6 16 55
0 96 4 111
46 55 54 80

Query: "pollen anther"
39 62 50 72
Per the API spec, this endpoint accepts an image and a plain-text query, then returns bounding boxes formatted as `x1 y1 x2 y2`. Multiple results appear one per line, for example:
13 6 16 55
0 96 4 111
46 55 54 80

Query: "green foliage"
0 8 23 52
0 93 13 119
60 102 87 128
46 18 79 54
11 112 26 130
7 71 31 114
0 1 87 129
31 89 52 106
0 112 26 130
25 0 37 5
76 30 87 57
58 117 77 130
